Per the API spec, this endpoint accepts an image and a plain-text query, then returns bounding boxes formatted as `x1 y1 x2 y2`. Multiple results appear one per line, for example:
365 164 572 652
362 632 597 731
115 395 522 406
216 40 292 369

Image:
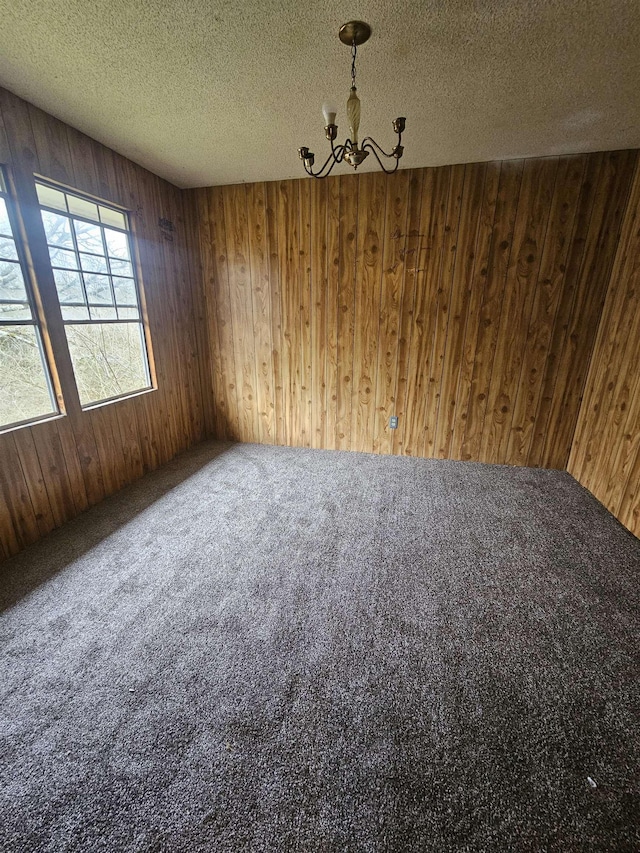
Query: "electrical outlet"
389 416 398 429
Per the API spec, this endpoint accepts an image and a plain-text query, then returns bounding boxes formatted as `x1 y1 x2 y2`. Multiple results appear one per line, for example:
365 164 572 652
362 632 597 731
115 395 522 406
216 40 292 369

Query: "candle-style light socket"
298 147 315 167
325 124 338 141
393 117 406 134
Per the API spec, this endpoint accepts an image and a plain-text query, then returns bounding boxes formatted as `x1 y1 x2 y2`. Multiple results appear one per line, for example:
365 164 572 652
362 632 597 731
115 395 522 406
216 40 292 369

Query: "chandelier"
298 21 406 179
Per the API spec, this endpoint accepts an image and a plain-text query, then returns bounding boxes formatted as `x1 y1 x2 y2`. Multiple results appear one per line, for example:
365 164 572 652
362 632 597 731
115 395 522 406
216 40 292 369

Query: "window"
36 180 151 408
0 169 58 430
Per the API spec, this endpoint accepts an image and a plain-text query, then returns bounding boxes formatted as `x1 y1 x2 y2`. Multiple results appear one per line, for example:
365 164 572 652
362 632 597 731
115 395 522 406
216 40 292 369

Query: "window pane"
117 306 140 320
99 206 126 229
65 322 149 406
53 269 85 305
113 277 137 306
79 253 108 274
41 211 74 248
0 326 56 426
0 198 12 237
36 184 67 213
0 302 32 321
109 258 133 277
83 273 112 304
89 306 118 320
74 220 104 254
61 305 90 321
0 260 28 302
0 235 19 261
67 195 99 222
104 228 130 260
49 246 78 270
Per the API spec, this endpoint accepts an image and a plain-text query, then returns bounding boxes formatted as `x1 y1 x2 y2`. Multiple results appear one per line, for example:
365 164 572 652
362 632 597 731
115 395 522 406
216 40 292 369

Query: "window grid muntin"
36 180 152 406
35 181 128 230
38 192 141 324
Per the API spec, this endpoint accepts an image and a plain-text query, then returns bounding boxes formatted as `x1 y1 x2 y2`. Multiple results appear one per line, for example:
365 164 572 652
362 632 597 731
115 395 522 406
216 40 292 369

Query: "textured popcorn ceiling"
0 0 639 188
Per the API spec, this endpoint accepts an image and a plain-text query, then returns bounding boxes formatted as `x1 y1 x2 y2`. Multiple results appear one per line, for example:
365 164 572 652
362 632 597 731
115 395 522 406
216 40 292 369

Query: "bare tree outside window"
36 182 151 408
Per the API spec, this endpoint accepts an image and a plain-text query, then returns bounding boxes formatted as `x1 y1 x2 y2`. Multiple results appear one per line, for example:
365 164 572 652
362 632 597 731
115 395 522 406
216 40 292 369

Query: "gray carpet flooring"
1 441 639 852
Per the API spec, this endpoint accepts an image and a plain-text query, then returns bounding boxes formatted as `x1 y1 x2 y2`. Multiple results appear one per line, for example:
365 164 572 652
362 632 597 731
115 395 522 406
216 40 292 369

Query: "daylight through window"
36 181 151 408
0 169 58 430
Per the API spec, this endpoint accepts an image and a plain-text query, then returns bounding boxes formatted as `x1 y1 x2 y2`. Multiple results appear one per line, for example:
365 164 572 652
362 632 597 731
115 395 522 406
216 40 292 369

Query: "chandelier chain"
351 42 357 89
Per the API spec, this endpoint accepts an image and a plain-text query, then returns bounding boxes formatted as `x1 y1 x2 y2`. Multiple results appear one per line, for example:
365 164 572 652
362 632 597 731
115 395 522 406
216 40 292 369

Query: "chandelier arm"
333 143 348 161
305 145 347 179
330 137 350 159
361 141 400 175
360 135 398 159
304 159 336 179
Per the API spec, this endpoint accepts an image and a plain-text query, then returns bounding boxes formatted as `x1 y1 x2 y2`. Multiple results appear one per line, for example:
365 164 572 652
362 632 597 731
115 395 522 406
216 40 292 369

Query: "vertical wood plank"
324 176 340 450
506 155 586 466
402 167 449 457
482 157 559 464
182 187 215 439
335 174 358 451
450 162 500 461
461 160 524 462
223 183 259 443
0 433 40 552
11 430 56 537
527 153 604 467
27 103 75 185
195 187 228 439
373 170 410 455
246 182 276 444
425 164 465 459
275 181 303 446
542 149 637 467
568 156 640 536
115 397 145 485
266 181 285 446
352 172 387 454
310 179 329 449
432 163 481 459
394 169 425 456
209 187 241 440
299 178 313 448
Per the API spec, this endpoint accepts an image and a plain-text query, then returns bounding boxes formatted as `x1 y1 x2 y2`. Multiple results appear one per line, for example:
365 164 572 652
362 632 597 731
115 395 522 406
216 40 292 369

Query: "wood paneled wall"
2 84 638 558
0 88 210 560
190 150 637 469
568 158 640 538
